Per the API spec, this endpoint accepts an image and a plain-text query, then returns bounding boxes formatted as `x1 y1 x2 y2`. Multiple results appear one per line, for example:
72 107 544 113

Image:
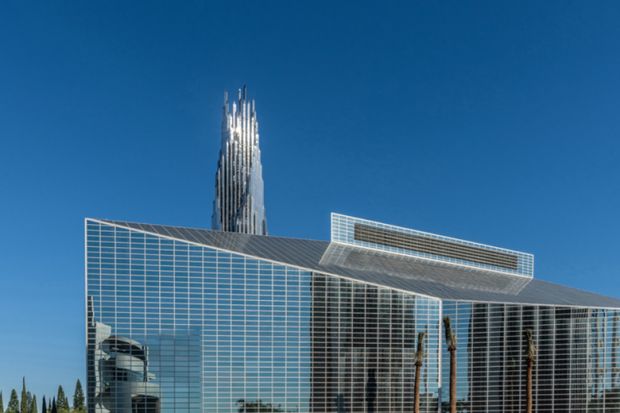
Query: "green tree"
72 380 84 413
55 388 68 413
6 390 19 413
20 378 28 413
236 399 285 412
1 391 5 413
41 396 46 413
29 396 37 413
50 399 56 413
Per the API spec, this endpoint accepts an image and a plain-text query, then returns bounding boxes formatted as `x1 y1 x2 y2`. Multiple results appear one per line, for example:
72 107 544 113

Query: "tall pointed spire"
212 86 267 235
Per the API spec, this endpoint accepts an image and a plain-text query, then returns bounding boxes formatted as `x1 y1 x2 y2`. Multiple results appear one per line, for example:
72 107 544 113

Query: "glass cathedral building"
86 213 620 413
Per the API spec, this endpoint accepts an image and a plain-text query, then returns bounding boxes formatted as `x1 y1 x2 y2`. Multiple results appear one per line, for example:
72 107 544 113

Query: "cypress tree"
19 378 28 413
6 390 19 413
41 397 46 413
25 393 32 413
29 396 37 413
50 399 56 413
55 388 67 413
72 380 84 413
1 391 4 413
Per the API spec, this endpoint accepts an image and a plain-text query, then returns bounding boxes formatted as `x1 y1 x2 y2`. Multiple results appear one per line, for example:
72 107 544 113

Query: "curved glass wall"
441 301 620 413
87 220 440 413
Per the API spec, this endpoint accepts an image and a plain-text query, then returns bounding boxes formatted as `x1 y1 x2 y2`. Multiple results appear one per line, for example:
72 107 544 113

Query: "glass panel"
88 221 620 413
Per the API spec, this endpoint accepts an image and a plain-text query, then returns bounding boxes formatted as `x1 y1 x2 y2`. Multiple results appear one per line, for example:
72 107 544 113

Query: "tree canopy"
19 379 28 413
55 387 68 413
71 381 84 413
236 399 286 412
29 396 37 413
6 390 19 413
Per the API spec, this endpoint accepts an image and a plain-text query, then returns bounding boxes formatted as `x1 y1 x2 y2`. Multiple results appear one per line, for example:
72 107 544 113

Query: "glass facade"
86 219 620 413
441 301 620 413
86 220 440 413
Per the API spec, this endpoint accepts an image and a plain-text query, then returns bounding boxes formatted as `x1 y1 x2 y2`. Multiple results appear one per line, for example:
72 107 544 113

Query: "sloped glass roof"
92 219 620 309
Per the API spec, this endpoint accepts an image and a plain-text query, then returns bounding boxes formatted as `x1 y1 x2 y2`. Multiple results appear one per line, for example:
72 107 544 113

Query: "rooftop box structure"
331 213 534 277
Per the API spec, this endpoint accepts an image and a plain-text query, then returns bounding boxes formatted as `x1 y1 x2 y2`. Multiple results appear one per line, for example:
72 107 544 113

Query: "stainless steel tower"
212 86 267 235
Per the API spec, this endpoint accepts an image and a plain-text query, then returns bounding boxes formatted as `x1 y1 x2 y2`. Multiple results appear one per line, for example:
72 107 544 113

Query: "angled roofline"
85 218 620 310
86 218 441 302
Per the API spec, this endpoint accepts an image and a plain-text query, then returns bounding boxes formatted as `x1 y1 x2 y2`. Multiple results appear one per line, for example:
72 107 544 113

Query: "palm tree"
524 329 537 413
414 332 426 413
443 317 457 413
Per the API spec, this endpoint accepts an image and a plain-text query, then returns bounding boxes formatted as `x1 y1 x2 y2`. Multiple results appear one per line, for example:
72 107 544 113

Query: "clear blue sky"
1 0 620 400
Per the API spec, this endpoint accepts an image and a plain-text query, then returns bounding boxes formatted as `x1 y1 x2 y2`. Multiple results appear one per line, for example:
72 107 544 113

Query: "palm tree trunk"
443 316 457 413
450 347 457 413
524 329 536 413
414 360 422 413
414 332 426 413
526 358 533 413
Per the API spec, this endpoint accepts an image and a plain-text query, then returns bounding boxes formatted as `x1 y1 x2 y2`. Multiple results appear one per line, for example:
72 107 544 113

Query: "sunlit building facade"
86 213 620 412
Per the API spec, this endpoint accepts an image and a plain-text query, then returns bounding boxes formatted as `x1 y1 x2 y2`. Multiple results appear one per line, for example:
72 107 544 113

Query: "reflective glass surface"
441 301 620 413
87 219 620 413
87 220 440 413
